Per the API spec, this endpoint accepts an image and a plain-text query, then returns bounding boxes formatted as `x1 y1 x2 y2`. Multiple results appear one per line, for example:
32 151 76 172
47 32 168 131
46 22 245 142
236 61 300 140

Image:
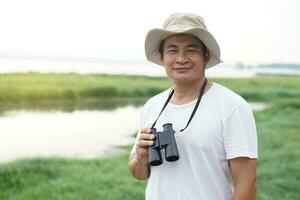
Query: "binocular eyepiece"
149 123 180 166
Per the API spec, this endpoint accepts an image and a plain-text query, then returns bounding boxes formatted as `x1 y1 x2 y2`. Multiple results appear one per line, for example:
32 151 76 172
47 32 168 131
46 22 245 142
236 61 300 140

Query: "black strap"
151 89 174 129
180 78 207 132
151 78 207 132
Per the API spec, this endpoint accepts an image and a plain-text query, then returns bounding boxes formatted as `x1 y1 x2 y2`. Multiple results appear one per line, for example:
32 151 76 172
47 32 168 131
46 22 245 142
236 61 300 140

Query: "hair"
158 37 210 61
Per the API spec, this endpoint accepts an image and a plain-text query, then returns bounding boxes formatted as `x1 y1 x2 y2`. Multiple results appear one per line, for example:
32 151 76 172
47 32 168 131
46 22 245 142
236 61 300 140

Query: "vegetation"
0 73 299 199
0 73 300 103
255 102 300 199
0 73 171 102
258 63 300 70
0 152 146 200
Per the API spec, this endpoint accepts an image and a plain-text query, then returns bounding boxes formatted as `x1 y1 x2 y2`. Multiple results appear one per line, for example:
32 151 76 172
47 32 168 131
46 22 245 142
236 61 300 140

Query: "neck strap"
151 78 207 132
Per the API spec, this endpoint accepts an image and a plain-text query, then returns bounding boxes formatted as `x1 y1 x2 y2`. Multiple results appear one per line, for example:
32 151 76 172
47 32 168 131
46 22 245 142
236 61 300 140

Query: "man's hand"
135 128 155 164
128 128 155 180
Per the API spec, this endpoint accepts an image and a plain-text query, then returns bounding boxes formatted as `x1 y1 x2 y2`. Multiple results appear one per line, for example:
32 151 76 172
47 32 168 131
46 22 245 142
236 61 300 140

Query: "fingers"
137 140 154 148
141 133 155 140
140 127 151 134
140 128 155 140
135 127 156 164
136 128 155 148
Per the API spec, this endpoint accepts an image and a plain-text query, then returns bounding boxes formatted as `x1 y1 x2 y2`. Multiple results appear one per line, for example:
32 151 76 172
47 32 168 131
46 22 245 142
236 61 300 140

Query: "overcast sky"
0 0 299 65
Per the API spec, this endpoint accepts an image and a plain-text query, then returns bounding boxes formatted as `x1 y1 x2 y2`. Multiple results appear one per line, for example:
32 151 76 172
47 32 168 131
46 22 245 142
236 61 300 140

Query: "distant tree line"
235 62 300 70
258 63 300 69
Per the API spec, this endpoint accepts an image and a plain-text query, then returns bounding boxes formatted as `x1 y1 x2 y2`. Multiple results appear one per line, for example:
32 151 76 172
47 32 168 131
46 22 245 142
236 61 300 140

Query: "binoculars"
148 123 180 166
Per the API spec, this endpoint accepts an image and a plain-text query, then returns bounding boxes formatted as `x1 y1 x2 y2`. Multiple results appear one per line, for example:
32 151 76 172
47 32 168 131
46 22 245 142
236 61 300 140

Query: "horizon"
1 57 299 78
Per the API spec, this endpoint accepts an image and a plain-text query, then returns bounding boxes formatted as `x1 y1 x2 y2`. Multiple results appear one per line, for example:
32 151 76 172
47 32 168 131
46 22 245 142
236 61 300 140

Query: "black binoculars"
148 123 180 166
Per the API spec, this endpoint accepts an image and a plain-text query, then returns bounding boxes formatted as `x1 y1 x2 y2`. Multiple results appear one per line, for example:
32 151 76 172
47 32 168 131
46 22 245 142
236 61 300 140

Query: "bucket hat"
145 13 221 69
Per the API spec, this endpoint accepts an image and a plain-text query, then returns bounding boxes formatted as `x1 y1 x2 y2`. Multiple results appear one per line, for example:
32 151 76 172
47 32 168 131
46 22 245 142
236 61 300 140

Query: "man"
128 13 257 200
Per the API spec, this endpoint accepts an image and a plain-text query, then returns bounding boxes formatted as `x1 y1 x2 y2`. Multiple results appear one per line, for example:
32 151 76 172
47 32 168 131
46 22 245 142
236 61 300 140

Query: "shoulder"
210 82 248 106
143 88 171 108
207 83 251 119
140 88 171 116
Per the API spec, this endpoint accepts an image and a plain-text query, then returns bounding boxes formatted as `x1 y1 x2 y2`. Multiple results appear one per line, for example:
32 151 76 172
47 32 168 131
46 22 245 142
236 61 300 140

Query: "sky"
0 0 299 65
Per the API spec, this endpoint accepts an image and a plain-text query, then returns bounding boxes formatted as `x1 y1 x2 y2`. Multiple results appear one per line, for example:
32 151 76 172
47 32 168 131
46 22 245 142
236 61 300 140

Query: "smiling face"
161 34 209 85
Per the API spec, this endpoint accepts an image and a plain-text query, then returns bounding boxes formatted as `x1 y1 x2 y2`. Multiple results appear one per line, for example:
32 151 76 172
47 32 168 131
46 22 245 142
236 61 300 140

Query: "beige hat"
145 13 221 69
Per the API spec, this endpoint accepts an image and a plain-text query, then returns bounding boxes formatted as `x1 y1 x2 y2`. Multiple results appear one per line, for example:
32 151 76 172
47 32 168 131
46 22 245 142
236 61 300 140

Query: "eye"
187 49 198 53
166 49 177 54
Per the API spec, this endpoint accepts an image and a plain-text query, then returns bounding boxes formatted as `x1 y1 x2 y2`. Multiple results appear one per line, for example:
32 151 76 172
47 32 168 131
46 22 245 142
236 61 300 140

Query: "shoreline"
0 102 265 164
0 58 299 77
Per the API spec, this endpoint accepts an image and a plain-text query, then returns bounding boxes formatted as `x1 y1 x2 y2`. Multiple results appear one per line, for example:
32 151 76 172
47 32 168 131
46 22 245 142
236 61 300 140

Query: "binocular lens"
165 136 179 161
150 159 163 166
166 155 179 162
149 149 163 166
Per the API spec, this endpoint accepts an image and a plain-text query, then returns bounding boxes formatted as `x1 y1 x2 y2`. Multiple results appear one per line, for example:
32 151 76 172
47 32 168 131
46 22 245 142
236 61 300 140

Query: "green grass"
0 73 299 199
0 152 146 200
0 73 299 103
213 77 300 102
0 73 171 102
255 102 300 199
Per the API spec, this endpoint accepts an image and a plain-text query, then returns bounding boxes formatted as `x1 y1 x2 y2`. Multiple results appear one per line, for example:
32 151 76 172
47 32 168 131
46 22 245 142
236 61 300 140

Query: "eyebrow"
165 44 202 49
165 44 178 49
186 44 202 48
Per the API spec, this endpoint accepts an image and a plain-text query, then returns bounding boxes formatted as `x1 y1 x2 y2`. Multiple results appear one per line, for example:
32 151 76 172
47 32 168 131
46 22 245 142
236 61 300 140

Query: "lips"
173 67 192 71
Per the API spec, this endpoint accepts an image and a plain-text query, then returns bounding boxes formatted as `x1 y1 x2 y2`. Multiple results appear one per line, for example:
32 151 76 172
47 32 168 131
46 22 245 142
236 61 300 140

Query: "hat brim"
145 28 221 69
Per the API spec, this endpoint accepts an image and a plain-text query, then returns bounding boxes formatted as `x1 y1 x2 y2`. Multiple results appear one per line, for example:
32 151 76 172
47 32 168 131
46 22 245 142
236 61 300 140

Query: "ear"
204 51 210 65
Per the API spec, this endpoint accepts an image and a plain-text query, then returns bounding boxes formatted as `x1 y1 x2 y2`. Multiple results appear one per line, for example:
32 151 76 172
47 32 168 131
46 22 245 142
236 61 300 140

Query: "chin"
171 77 191 84
174 73 193 80
172 74 202 84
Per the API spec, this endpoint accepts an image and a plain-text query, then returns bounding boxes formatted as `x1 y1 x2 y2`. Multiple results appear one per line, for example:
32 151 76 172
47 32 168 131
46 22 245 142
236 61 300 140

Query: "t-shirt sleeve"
223 103 258 160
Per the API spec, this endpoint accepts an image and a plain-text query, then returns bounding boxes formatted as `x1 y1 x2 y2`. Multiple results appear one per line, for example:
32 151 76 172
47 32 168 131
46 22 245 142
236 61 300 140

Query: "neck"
171 77 208 105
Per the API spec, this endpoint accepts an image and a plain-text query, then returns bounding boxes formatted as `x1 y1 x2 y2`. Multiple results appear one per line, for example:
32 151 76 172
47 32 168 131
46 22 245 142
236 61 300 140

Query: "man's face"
161 34 208 84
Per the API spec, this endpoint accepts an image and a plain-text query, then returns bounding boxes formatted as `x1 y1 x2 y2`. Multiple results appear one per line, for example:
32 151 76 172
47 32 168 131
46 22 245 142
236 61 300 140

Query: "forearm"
128 154 150 180
230 157 257 200
233 180 256 200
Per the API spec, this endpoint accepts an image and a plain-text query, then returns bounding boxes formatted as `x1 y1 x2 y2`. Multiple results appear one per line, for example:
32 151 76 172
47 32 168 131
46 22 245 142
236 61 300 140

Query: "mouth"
173 67 192 72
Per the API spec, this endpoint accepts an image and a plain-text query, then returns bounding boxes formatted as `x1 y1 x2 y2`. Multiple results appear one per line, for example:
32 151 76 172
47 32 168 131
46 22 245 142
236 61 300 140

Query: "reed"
0 73 299 103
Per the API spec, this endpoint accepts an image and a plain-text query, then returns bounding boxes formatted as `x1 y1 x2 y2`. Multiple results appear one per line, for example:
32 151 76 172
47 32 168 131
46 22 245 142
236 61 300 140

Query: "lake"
0 101 266 164
0 102 141 163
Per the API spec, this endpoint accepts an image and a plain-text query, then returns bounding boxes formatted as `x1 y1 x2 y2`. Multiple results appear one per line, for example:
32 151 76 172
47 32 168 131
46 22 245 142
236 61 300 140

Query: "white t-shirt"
131 83 258 200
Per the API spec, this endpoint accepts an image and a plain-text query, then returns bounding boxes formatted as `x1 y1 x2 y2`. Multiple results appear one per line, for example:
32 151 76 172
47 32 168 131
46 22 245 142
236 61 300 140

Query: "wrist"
135 153 149 166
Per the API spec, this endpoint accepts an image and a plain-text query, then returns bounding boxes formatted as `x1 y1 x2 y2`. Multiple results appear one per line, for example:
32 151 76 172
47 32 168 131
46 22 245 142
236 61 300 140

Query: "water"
0 58 299 77
0 101 266 163
0 105 141 163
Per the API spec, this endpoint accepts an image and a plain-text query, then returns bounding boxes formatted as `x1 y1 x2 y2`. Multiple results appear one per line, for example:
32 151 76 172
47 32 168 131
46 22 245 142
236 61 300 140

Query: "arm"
128 128 154 180
229 157 257 200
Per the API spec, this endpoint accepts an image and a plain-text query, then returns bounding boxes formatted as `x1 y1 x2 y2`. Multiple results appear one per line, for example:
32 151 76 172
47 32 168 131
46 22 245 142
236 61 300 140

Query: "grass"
255 102 300 199
0 73 171 102
0 153 146 200
0 73 300 103
213 77 300 102
0 73 299 199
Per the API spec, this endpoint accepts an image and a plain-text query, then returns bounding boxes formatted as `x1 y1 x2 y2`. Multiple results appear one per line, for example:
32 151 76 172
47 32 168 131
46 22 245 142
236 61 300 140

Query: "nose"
175 51 189 65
